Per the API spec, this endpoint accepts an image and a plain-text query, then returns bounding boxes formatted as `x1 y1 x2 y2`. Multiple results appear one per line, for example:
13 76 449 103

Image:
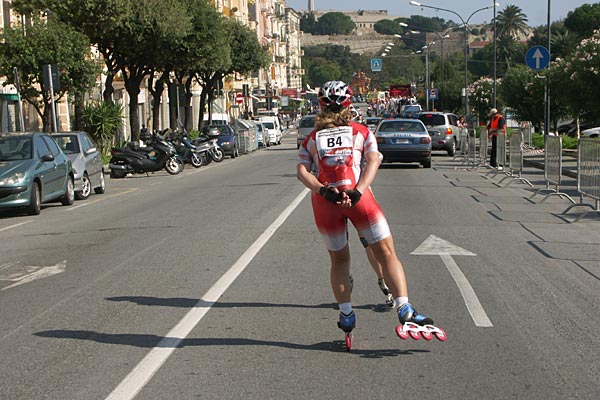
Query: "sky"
286 0 596 27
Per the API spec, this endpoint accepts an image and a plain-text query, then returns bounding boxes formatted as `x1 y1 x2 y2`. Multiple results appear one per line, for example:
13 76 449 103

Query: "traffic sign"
235 93 244 104
428 88 438 100
525 45 550 70
371 58 382 72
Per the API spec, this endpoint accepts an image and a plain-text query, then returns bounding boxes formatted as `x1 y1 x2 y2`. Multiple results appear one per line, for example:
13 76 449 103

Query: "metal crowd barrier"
478 127 488 166
519 121 533 147
455 127 468 161
562 138 600 222
499 130 532 187
531 135 574 203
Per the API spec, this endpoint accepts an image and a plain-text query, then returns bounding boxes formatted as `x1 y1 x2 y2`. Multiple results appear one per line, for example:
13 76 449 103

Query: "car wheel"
447 139 456 157
75 174 91 200
27 182 41 215
110 168 126 179
61 177 75 206
94 171 106 194
422 159 432 168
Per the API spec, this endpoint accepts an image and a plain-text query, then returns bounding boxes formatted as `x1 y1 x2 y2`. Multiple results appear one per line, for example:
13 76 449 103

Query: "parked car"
418 111 460 156
257 116 282 146
581 126 600 137
364 117 383 134
297 114 316 148
51 132 105 200
204 124 238 158
0 132 75 215
255 122 268 147
374 119 432 168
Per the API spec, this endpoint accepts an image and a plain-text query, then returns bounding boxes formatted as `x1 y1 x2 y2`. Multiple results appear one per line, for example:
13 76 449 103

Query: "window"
42 135 61 157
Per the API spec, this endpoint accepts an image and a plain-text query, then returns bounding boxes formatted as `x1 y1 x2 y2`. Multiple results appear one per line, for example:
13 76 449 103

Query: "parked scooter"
108 130 184 178
193 127 224 163
166 129 203 168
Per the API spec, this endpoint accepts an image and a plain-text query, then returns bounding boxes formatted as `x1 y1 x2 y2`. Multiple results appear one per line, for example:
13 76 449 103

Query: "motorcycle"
192 127 224 163
108 131 184 178
166 129 203 168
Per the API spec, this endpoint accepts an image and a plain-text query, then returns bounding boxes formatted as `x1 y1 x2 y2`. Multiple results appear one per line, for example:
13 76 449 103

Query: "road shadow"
105 296 394 313
34 329 428 358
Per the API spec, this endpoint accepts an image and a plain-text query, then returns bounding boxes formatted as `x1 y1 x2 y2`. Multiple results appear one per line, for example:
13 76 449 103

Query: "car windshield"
404 106 421 113
0 136 33 161
263 122 275 129
52 135 80 154
378 121 425 133
419 114 446 126
366 118 381 125
299 117 316 128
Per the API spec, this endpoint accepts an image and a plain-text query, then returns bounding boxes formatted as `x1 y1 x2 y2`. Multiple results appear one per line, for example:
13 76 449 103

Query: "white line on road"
0 220 33 232
105 188 310 400
440 254 493 327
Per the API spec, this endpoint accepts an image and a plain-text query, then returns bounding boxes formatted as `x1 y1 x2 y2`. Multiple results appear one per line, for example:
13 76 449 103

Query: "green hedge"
531 134 578 149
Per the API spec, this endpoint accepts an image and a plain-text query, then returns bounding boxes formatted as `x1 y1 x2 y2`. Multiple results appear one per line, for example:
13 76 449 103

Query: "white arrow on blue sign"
371 58 382 72
525 45 550 70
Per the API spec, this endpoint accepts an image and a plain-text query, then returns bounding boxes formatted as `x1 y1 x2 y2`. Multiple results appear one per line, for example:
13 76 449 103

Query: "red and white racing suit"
298 121 391 251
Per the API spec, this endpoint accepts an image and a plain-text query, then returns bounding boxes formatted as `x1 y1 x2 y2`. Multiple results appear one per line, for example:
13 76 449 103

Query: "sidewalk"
523 149 578 179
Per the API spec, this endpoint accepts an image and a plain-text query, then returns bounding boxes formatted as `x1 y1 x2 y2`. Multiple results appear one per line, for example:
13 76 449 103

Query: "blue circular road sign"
525 46 550 70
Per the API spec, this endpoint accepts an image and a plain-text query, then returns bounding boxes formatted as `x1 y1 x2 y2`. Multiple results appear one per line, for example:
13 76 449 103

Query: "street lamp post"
409 1 499 117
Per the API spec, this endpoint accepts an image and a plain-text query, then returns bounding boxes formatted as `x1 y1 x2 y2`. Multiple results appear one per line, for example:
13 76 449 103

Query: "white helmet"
318 81 353 112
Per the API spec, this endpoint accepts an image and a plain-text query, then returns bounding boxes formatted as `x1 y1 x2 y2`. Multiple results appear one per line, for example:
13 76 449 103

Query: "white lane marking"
105 188 310 400
0 260 66 291
412 235 493 328
67 189 138 211
0 220 33 232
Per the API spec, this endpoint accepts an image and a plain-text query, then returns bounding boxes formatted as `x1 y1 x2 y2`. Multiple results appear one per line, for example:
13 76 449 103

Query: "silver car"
52 132 105 200
418 112 460 156
297 114 316 149
374 118 432 168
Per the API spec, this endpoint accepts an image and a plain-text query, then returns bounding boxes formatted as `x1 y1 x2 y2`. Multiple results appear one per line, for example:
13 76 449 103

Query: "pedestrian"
296 80 434 336
487 108 505 168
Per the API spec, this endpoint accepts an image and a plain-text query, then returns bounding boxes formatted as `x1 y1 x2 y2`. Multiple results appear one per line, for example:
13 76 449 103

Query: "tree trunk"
103 72 116 105
184 75 193 132
73 92 84 131
167 80 178 130
149 71 169 132
124 76 142 142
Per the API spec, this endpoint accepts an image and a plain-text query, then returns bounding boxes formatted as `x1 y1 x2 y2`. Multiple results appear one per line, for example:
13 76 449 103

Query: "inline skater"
296 81 438 346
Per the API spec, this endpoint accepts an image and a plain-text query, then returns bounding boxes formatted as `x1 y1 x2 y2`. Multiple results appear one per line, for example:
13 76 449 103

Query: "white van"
256 116 282 145
203 112 229 126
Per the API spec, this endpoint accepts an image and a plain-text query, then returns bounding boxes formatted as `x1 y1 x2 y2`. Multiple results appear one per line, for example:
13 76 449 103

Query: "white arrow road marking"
0 260 66 291
412 235 493 327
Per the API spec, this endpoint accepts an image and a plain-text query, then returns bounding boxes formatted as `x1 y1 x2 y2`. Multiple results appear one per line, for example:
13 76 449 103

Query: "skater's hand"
319 186 343 204
344 188 362 207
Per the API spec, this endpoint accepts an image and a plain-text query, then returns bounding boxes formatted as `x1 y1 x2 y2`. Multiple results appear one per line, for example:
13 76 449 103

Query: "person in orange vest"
487 108 506 168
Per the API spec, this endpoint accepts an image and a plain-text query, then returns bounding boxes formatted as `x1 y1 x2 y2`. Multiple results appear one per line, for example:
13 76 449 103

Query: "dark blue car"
206 124 238 158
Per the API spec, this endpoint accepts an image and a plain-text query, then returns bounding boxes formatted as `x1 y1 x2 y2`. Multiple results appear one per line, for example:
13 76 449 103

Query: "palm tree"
496 5 529 40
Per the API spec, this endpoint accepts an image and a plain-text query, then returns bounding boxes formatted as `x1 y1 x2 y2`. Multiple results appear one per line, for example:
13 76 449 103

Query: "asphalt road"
0 132 599 400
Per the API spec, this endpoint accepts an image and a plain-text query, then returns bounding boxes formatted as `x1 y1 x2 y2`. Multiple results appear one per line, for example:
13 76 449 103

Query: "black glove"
344 188 362 206
319 186 342 204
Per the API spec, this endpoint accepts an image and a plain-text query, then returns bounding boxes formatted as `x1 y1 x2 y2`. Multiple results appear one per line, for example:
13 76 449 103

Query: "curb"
523 159 578 179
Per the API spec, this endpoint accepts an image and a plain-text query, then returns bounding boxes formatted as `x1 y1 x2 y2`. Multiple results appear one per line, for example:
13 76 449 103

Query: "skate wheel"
395 325 410 340
434 328 447 342
421 330 433 341
345 333 353 351
409 330 421 340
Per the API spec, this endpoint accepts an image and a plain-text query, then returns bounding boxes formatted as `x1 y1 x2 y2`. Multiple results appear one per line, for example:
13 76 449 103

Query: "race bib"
315 126 353 159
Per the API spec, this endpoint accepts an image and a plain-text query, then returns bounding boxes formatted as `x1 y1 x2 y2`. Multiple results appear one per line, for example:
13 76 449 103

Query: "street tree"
496 5 529 40
194 18 269 129
0 17 99 132
552 29 600 126
564 3 600 40
314 12 355 35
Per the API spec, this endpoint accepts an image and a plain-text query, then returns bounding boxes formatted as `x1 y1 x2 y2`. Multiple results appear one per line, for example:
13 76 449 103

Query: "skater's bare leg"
365 246 384 280
329 245 352 304
368 236 408 298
